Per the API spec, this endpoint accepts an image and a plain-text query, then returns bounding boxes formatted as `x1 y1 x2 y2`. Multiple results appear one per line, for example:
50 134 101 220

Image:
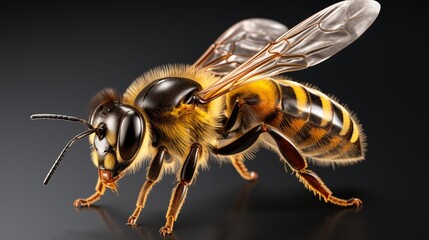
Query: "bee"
31 0 380 236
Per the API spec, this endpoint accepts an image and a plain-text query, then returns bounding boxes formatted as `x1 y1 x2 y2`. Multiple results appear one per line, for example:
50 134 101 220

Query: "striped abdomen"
273 79 366 165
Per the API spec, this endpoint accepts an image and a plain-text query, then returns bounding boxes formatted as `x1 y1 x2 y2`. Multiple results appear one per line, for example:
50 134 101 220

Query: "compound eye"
118 111 143 161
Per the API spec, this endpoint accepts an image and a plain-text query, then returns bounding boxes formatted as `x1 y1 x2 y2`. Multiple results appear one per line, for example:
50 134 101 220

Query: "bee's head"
88 89 145 190
31 88 147 190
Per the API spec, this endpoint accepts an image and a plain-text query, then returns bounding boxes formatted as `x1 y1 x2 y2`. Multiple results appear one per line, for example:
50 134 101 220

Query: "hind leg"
267 125 361 207
217 123 361 207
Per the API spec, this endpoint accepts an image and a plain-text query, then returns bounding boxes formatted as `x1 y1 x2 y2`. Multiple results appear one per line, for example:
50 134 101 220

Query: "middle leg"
160 143 201 236
127 146 168 226
230 155 258 181
222 97 259 181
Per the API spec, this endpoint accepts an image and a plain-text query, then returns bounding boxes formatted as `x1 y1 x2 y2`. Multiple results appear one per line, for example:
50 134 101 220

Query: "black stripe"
280 84 307 118
264 110 282 125
308 91 325 126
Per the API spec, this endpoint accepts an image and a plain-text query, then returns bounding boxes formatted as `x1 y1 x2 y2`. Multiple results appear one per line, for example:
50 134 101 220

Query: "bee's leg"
224 97 245 131
230 155 258 181
159 143 201 236
128 146 168 226
216 123 361 207
264 125 362 207
216 124 267 156
223 98 258 181
73 178 105 207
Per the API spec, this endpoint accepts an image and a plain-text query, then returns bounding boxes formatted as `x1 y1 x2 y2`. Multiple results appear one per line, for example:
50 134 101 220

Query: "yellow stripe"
339 106 350 136
319 94 332 127
289 82 308 112
350 121 359 143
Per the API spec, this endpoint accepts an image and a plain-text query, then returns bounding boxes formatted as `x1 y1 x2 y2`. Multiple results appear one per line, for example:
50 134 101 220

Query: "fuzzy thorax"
122 64 225 175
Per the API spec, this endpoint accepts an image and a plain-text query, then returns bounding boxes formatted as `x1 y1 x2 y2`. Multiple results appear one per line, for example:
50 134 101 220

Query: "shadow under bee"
75 205 169 240
199 182 368 240
72 182 367 240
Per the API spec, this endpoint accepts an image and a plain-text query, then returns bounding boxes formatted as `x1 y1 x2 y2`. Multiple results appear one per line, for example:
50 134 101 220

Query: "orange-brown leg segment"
159 143 201 236
73 178 106 207
217 123 362 207
266 126 362 207
230 155 258 181
295 169 362 206
128 146 168 226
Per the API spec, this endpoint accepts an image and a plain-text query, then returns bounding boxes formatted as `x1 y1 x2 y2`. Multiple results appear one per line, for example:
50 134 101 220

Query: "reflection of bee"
31 0 380 236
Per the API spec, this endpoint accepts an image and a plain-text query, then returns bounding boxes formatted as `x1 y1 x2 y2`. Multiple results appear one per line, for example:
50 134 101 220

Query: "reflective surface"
0 1 425 240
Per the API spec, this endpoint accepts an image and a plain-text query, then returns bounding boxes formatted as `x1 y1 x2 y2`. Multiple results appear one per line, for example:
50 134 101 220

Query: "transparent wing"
193 18 288 76
197 0 381 102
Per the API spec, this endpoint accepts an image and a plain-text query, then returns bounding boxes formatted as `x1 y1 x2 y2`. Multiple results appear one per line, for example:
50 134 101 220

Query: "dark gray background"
1 1 425 240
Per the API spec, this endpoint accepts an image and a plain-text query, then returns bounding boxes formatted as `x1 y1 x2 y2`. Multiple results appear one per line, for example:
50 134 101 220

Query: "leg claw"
127 216 138 227
350 198 363 208
249 171 258 181
159 226 172 237
73 198 90 208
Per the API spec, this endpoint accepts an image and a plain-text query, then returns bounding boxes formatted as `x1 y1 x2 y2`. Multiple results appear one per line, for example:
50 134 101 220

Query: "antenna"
30 113 103 185
30 114 93 129
43 128 96 185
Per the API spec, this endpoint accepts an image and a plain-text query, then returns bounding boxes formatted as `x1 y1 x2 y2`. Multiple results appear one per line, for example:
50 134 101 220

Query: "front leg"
160 143 201 236
73 178 105 207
